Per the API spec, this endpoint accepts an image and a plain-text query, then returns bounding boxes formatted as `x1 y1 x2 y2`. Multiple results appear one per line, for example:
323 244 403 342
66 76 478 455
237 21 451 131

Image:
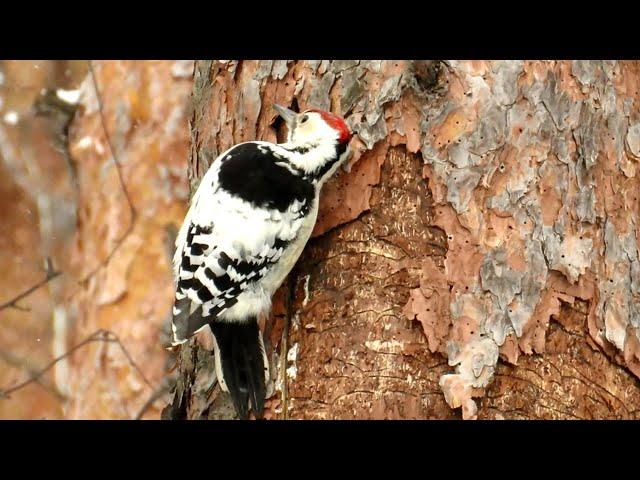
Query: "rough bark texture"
63 61 193 419
167 60 640 420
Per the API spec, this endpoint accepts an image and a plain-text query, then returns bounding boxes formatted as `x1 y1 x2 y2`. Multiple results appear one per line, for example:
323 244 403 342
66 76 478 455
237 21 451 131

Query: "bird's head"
274 104 352 147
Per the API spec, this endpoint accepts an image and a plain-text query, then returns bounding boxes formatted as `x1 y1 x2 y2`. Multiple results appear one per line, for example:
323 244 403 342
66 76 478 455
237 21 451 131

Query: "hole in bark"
272 115 287 143
413 61 443 92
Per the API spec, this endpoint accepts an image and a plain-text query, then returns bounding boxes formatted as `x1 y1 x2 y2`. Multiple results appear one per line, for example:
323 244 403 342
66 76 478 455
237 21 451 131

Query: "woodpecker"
171 104 352 419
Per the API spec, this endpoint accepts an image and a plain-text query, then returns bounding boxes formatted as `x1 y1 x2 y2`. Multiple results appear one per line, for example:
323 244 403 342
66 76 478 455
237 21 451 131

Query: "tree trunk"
165 60 640 420
64 60 193 419
0 60 85 418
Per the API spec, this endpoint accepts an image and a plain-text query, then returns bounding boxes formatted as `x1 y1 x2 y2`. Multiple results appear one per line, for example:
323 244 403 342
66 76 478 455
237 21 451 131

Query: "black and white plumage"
171 104 352 419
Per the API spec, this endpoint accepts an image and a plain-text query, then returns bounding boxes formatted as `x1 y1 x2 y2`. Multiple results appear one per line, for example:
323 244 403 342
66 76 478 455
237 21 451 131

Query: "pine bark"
163 60 640 420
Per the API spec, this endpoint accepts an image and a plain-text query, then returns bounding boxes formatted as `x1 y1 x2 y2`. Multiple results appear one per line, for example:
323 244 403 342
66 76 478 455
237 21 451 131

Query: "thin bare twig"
0 329 108 398
106 330 153 390
0 348 65 400
0 257 61 313
10 303 31 312
77 61 137 286
0 328 153 399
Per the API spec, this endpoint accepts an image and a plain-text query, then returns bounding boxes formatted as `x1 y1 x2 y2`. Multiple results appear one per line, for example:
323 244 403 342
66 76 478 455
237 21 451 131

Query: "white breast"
261 194 319 295
217 195 319 323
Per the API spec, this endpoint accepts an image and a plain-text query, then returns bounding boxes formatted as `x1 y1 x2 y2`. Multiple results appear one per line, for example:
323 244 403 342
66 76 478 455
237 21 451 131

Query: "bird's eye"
300 114 309 123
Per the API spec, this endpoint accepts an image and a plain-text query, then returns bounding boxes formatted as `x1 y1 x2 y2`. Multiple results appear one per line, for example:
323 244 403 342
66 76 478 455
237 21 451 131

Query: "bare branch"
0 328 153 400
77 61 138 286
0 329 108 399
0 257 62 313
10 304 31 312
105 330 153 390
0 348 65 401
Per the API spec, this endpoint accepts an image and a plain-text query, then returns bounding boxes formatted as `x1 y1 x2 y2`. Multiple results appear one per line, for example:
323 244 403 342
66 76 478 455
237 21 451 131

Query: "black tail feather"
210 318 266 420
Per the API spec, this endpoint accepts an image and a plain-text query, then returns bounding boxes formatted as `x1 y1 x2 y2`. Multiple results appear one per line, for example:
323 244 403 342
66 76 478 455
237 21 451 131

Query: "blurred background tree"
0 60 192 419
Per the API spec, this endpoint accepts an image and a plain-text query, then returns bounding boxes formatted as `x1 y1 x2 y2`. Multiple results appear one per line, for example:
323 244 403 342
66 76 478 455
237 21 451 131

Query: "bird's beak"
273 104 297 127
